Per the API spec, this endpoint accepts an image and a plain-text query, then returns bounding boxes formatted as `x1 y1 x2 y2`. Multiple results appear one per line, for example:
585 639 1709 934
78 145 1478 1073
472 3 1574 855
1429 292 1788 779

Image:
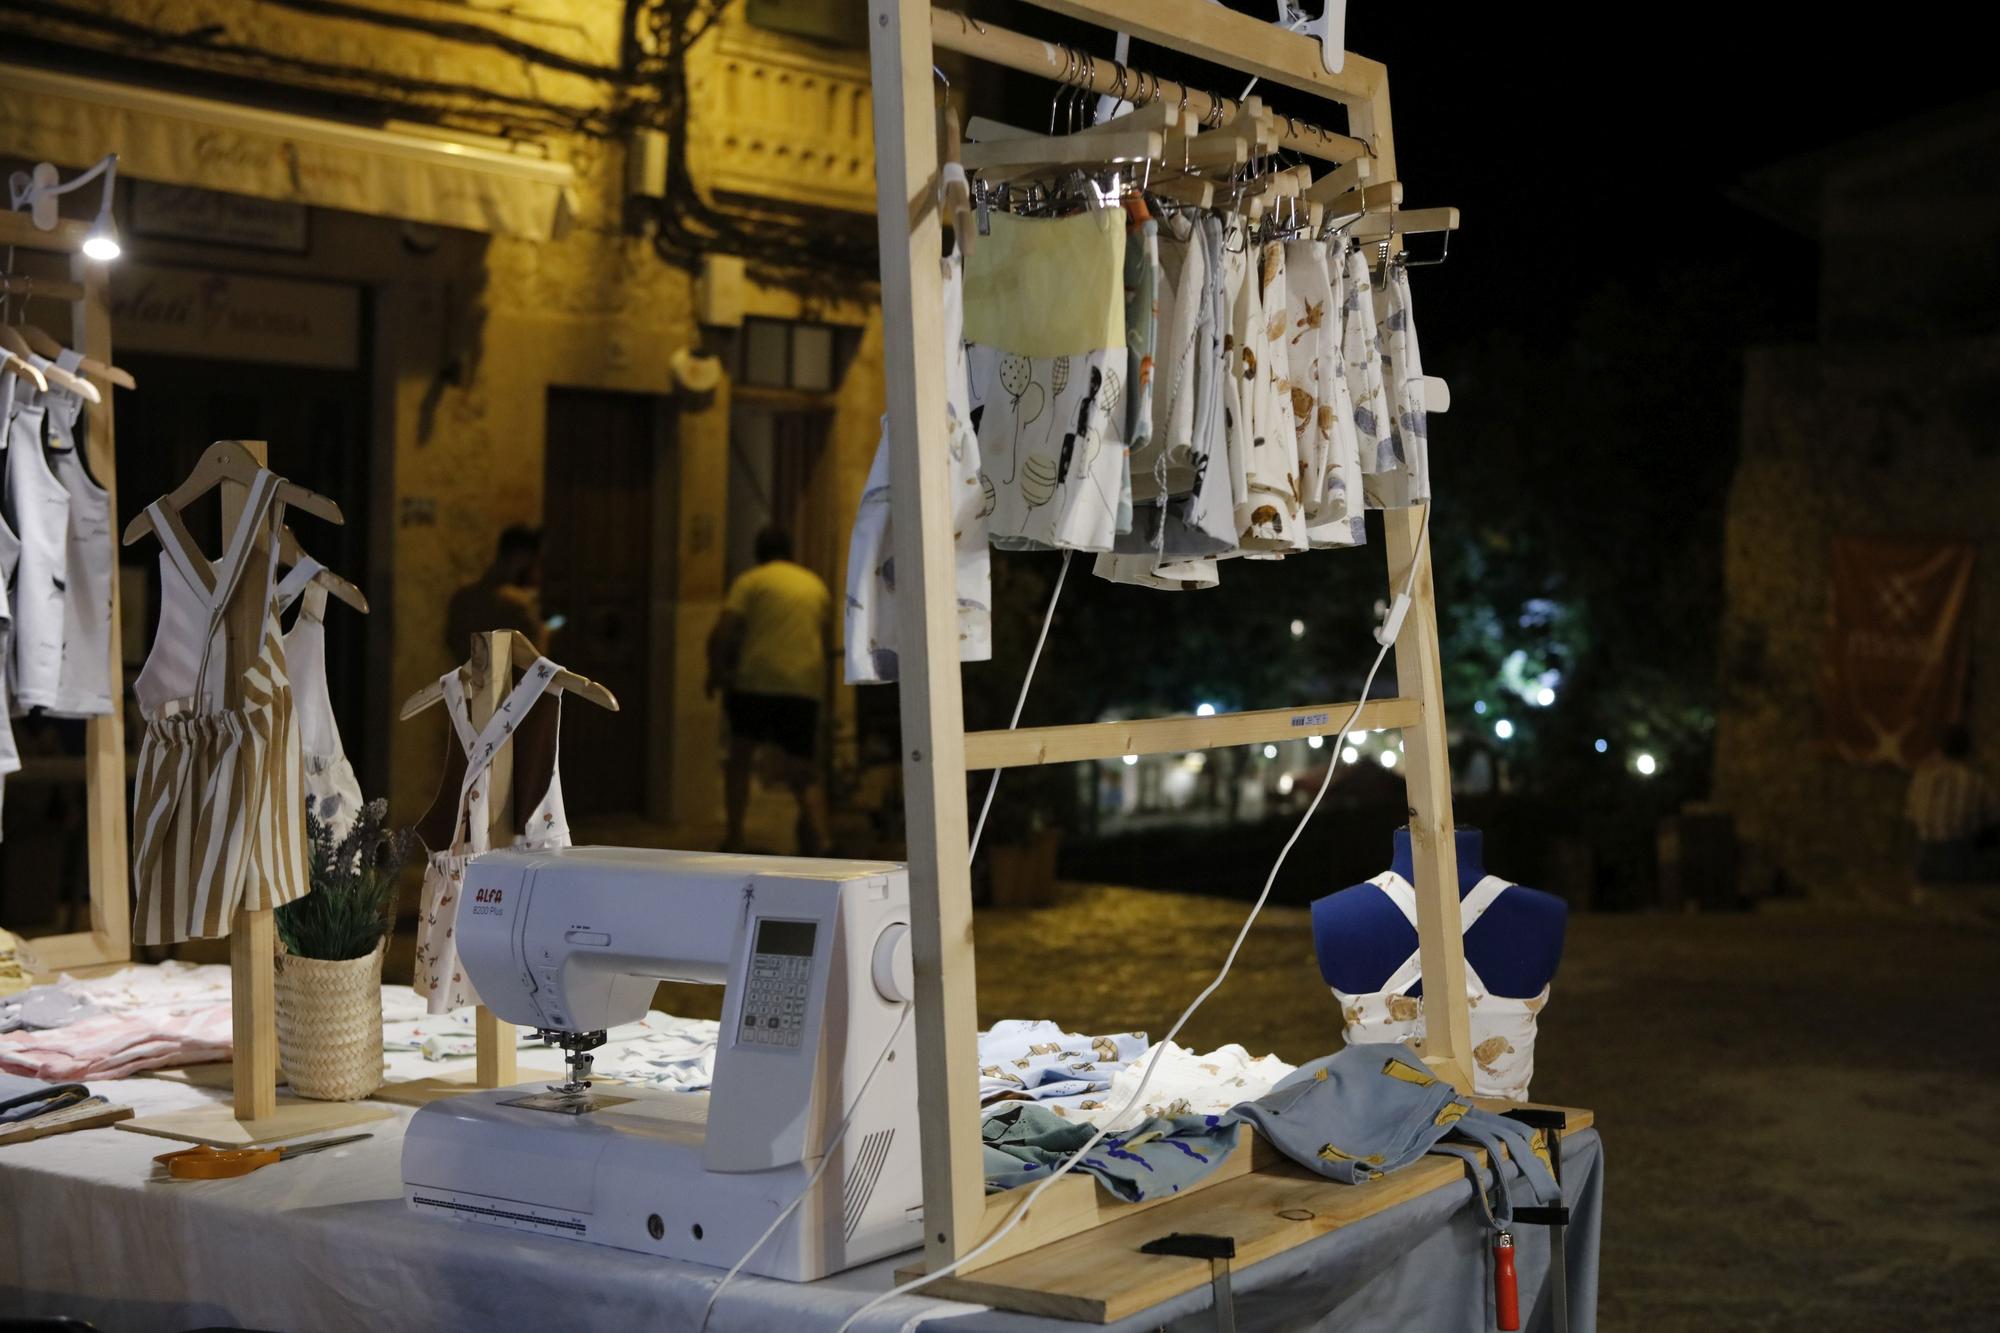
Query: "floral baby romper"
412 657 570 1013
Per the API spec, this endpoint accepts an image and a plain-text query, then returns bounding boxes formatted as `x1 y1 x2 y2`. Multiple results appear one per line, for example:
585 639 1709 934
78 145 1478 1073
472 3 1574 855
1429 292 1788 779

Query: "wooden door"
542 388 670 816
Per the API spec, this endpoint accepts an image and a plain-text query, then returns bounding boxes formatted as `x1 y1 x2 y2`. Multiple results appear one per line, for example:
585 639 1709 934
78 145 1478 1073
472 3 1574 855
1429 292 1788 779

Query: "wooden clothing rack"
868 0 1479 1283
0 211 130 978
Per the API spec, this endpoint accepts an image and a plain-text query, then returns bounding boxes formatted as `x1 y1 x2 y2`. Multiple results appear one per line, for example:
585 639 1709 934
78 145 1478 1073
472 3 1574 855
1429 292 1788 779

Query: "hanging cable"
967 550 1073 865
835 503 1433 1333
697 1002 913 1332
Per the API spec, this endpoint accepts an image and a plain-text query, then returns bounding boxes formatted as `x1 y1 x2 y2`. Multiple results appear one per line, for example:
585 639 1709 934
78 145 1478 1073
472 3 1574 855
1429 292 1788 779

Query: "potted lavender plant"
272 798 411 1100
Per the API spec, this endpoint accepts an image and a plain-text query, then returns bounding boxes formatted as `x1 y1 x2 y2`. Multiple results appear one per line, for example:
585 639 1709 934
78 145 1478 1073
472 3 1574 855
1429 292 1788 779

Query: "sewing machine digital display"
736 917 817 1051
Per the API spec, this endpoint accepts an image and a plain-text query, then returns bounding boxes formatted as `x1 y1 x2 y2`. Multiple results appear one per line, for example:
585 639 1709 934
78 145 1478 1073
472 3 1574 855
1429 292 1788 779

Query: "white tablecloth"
0 984 1603 1332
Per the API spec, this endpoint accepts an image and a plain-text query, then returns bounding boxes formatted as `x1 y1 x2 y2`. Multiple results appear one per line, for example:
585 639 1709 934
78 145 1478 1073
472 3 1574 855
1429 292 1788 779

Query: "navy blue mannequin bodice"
1310 829 1566 999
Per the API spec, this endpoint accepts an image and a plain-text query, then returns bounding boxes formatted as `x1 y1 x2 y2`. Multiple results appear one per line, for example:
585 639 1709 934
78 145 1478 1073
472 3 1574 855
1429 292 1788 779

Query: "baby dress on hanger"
843 236 991 684
1235 241 1304 554
129 470 308 944
1286 240 1365 550
1366 258 1432 509
4 358 69 713
42 347 115 719
1342 247 1397 510
964 209 1131 554
412 659 570 1013
275 559 364 839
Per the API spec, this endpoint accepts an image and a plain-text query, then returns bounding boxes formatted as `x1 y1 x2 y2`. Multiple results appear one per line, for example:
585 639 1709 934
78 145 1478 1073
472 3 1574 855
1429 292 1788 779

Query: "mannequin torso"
1310 829 1566 998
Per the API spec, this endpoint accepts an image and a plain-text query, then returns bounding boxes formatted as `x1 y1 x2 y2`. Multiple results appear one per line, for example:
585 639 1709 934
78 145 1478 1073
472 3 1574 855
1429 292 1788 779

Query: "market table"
0 1070 1601 1333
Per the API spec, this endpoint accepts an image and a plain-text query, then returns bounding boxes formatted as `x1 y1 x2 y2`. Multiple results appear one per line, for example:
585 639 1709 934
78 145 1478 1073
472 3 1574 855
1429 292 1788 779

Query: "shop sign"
130 181 310 253
110 264 360 370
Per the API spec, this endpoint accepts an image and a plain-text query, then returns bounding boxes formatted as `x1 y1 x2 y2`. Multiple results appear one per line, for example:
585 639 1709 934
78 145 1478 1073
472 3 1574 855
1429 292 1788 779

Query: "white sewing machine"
401 847 923 1280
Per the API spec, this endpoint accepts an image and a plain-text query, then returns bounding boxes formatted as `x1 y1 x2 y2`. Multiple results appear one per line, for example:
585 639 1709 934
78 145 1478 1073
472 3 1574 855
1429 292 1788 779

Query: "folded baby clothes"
981 1100 1240 1203
977 1018 1150 1111
0 1004 232 1080
1062 1039 1296 1131
965 209 1132 553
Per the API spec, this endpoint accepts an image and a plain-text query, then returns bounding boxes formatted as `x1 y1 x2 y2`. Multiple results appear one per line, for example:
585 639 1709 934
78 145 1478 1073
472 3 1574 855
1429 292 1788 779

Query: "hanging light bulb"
82 209 120 262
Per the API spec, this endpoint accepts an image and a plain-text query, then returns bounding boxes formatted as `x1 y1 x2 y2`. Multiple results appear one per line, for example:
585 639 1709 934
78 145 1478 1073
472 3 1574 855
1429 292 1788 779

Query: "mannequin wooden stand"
119 442 388 1146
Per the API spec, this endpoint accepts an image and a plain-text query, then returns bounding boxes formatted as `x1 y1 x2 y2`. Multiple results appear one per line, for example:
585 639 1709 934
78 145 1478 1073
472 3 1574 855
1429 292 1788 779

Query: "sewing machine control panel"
737 918 817 1051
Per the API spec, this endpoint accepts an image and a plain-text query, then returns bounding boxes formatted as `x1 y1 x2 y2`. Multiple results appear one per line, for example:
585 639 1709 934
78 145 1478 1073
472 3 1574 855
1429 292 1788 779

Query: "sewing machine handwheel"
872 923 914 1003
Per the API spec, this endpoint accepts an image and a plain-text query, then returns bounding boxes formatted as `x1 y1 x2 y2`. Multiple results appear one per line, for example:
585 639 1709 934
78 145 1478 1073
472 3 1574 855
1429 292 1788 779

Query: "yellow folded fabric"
963 209 1125 357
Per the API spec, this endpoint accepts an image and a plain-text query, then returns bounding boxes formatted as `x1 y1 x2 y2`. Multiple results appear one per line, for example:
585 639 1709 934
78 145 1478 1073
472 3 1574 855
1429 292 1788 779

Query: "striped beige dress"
130 469 309 944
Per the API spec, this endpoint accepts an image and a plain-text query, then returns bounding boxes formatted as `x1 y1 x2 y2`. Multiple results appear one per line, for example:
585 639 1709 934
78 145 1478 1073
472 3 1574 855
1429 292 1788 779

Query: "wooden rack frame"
869 0 1475 1278
0 211 130 978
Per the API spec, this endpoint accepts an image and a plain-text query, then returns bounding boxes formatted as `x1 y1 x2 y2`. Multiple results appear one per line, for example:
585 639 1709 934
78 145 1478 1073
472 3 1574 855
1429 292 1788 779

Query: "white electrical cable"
706 550 1075 1327
967 549 1073 866
698 1002 913 1333
836 505 1433 1333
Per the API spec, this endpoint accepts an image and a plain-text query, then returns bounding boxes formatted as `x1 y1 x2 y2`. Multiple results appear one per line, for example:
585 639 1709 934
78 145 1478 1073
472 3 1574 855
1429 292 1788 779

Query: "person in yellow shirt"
707 527 833 854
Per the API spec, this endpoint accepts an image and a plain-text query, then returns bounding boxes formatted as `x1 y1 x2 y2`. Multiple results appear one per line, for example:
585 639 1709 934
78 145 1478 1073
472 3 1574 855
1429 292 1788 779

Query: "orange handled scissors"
153 1132 374 1180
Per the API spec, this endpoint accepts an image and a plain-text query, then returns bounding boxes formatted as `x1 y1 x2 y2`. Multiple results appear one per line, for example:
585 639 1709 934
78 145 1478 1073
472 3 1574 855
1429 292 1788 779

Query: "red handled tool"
1493 1229 1520 1330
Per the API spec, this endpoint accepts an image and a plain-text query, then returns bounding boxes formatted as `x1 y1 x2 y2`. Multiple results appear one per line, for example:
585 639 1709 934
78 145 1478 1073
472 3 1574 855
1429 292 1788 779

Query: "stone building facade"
0 1 888 845
1715 98 2000 897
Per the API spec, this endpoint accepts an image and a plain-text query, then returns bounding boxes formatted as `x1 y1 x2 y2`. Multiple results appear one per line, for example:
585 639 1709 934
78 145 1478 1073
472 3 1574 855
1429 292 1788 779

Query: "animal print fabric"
1330 873 1549 1101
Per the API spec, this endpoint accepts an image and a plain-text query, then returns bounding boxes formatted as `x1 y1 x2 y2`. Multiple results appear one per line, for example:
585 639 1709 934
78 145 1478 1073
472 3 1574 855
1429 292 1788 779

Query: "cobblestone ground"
501 871 2000 1331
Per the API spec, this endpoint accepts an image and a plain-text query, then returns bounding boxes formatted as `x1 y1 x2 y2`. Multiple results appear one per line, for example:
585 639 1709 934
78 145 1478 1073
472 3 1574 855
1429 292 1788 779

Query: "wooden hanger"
0 325 98 403
1182 96 1278 173
1302 157 1372 206
11 322 136 390
1318 180 1403 225
961 127 1163 182
1352 206 1460 240
1 348 46 392
278 525 369 615
121 440 345 547
940 103 977 256
397 631 620 721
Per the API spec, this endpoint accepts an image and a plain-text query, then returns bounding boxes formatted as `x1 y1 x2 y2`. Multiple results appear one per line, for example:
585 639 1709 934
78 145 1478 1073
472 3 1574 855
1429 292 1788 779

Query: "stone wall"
0 0 886 833
1714 337 2000 897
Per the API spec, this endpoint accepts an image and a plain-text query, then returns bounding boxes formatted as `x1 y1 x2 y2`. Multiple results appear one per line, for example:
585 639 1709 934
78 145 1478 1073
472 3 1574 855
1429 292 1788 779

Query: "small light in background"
1494 719 1515 741
1195 702 1217 718
1277 773 1295 795
1342 745 1360 764
1289 619 1306 639
1635 752 1657 776
1121 754 1138 767
1262 744 1279 760
1379 750 1398 769
1535 686 1556 707
1473 700 1487 715
1307 735 1325 750
1594 738 1609 754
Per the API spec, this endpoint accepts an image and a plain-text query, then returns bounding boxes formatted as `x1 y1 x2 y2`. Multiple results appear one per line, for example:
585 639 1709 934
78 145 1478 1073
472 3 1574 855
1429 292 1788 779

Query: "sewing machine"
400 847 923 1280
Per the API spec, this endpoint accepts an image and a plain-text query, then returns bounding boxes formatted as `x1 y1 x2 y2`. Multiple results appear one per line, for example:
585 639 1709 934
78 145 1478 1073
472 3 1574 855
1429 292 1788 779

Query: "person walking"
708 526 832 854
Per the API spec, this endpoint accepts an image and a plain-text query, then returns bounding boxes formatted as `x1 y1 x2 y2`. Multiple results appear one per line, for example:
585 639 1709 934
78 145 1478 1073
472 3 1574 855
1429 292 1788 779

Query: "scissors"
153 1132 374 1180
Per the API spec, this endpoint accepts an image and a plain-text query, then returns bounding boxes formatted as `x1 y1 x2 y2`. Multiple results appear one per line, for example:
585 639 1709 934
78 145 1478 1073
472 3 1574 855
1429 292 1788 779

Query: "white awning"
0 61 574 240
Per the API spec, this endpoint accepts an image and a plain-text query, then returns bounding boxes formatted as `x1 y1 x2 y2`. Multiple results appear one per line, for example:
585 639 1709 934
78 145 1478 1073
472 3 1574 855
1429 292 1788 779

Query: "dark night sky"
985 3 2000 349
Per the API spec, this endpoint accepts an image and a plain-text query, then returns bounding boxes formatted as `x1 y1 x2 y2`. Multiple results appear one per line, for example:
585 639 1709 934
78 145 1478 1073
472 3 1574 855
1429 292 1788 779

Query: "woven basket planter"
274 944 384 1101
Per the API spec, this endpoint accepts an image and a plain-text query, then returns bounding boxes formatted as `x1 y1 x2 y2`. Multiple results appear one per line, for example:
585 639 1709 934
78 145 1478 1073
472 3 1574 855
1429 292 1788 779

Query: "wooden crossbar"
965 697 1422 770
931 9 1369 163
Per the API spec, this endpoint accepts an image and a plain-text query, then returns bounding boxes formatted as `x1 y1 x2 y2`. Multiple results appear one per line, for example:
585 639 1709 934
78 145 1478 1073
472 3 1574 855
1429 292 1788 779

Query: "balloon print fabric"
962 209 1132 554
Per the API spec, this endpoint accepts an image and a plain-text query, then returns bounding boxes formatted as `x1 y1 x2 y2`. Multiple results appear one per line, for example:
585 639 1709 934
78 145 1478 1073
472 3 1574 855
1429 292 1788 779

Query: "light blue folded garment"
1232 1042 1561 1231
